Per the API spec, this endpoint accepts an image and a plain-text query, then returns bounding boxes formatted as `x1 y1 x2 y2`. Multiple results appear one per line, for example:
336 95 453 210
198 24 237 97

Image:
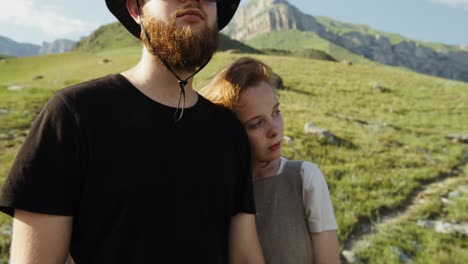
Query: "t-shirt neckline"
114 73 203 111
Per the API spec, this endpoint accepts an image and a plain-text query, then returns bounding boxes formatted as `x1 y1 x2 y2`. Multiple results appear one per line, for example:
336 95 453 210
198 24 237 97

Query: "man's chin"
142 15 218 73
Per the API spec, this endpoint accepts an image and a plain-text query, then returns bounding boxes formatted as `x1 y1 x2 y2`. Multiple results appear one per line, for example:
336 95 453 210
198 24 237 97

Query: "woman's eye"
273 109 281 117
249 120 263 129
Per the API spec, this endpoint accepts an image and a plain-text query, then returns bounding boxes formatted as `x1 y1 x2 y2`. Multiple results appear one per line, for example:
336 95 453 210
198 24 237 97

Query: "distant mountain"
245 30 372 64
39 39 76 55
223 0 468 82
0 36 76 57
74 22 260 54
0 36 40 57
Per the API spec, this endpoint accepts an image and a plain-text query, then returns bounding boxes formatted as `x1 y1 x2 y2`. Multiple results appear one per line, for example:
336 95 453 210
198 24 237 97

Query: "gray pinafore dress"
254 160 313 264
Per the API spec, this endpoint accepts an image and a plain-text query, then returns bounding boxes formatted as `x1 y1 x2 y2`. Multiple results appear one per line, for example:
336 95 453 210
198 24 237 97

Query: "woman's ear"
127 0 142 25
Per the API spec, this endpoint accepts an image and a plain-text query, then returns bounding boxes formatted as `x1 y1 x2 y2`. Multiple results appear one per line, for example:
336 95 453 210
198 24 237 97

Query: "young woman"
200 57 340 263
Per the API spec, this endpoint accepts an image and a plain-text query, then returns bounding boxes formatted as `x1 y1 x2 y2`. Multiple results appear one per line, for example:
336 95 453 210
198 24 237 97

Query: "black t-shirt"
0 74 255 263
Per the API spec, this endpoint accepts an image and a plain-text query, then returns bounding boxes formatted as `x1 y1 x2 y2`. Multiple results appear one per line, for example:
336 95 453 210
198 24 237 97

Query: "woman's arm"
229 213 265 264
10 209 72 264
301 162 340 263
310 230 340 264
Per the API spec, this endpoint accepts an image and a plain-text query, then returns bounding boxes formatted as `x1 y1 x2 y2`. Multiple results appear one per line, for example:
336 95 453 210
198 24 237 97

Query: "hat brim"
105 0 240 39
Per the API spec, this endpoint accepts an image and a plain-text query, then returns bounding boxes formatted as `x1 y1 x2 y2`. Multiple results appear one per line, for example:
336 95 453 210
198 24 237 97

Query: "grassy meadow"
0 46 467 262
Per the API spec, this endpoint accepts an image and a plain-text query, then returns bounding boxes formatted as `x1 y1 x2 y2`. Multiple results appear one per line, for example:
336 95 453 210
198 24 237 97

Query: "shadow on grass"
316 134 358 149
281 87 315 96
333 135 358 149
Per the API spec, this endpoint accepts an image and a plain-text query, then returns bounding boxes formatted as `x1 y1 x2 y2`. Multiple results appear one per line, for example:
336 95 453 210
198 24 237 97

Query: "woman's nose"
268 121 280 138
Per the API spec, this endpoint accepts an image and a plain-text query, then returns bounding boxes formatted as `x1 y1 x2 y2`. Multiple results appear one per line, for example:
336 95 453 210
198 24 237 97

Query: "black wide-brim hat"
105 0 240 39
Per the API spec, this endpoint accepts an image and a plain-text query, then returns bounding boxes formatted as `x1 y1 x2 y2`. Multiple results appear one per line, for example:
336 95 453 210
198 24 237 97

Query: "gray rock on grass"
304 123 335 143
342 250 360 263
7 85 24 91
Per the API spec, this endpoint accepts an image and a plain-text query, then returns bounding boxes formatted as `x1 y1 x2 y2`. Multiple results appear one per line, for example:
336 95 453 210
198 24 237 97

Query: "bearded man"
0 0 265 263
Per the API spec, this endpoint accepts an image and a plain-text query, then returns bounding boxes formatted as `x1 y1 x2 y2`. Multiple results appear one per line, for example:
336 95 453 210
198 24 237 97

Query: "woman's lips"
268 142 281 151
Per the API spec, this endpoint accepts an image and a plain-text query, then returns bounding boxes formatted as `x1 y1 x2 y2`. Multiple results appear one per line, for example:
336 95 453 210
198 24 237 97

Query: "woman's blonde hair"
199 57 276 111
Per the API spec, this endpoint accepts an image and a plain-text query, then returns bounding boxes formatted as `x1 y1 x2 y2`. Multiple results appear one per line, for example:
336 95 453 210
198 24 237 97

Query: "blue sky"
0 0 467 46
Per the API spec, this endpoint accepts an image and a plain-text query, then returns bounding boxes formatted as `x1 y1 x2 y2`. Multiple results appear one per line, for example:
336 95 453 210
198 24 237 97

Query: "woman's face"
236 81 284 164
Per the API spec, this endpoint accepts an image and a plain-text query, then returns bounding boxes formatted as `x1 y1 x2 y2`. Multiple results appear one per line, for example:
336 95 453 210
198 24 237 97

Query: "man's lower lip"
178 14 202 21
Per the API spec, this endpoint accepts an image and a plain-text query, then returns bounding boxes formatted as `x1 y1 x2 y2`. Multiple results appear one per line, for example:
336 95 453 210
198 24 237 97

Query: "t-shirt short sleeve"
301 161 338 233
0 93 82 217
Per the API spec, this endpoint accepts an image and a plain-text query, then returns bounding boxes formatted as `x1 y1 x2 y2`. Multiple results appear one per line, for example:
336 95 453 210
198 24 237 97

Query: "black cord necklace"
137 2 210 122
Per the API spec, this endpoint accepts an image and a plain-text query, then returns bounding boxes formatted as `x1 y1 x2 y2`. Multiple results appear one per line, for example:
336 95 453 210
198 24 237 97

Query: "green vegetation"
0 54 12 60
74 23 140 52
260 48 337 61
218 34 261 54
0 39 467 261
245 30 373 64
315 16 406 45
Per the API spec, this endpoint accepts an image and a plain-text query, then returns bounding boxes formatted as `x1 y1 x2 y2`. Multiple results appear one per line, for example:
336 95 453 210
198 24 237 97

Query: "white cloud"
0 0 95 38
431 0 468 10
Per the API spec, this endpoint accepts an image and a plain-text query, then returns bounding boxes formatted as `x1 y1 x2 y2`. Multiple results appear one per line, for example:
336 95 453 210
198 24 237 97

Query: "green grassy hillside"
260 48 337 61
0 47 467 261
315 16 464 53
74 22 260 54
218 34 261 53
245 30 373 64
315 16 406 45
73 23 140 52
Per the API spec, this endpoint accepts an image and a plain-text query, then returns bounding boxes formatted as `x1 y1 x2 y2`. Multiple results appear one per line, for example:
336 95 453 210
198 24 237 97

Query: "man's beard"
141 11 219 73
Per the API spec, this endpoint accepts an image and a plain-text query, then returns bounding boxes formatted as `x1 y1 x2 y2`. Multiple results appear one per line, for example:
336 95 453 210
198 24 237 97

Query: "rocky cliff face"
224 0 322 41
322 31 468 81
223 0 468 82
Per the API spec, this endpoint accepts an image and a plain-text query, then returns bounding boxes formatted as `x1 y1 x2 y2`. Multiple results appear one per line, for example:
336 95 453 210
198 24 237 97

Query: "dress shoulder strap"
281 159 303 178
280 159 304 194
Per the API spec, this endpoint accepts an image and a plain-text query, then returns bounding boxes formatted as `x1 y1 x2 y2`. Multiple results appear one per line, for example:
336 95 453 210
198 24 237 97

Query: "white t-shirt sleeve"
301 161 338 233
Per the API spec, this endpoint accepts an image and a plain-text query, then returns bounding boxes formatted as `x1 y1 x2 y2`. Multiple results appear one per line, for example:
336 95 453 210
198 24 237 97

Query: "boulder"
417 219 468 236
304 123 335 143
7 85 24 91
445 134 468 144
371 82 391 93
99 58 111 64
342 250 359 263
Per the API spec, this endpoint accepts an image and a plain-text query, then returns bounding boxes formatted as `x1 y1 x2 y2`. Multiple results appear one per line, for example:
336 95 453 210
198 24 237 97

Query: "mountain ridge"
0 36 40 57
0 36 76 57
73 22 262 54
223 0 468 82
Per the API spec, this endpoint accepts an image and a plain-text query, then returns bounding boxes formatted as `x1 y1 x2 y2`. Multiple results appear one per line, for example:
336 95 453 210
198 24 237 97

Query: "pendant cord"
137 1 211 122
